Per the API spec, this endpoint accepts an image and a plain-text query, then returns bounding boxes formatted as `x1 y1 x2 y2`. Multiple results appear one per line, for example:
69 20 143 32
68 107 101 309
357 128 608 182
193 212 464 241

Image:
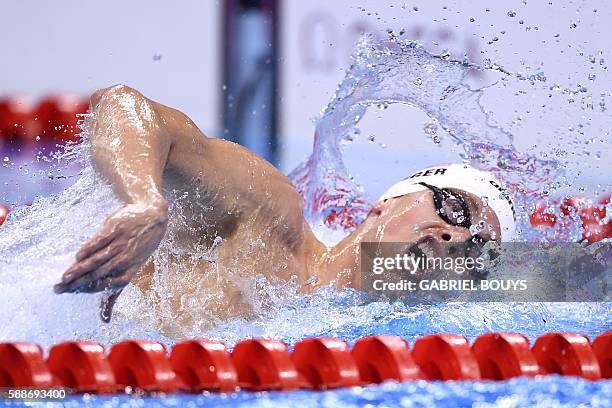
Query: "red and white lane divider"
530 194 611 243
0 204 8 226
0 332 610 394
0 95 89 148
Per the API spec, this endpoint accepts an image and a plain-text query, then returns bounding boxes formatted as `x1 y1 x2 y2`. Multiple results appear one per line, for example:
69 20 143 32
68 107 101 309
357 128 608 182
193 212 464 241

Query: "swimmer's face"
360 188 502 245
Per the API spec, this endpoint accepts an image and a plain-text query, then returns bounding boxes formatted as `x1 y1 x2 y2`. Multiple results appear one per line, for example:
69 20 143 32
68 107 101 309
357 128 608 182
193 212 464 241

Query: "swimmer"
53 85 515 334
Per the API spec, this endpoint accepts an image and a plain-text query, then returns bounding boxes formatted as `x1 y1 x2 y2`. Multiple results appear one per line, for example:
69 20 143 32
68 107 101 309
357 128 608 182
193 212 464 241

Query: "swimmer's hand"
54 201 168 321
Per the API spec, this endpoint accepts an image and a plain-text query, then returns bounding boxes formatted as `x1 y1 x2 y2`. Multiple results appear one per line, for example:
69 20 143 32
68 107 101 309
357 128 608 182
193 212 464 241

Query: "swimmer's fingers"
75 224 121 262
55 255 134 294
100 288 124 323
58 243 122 288
78 273 132 294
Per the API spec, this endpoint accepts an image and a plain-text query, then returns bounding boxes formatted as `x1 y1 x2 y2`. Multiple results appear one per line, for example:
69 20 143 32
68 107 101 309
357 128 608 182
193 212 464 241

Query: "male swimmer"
53 85 515 333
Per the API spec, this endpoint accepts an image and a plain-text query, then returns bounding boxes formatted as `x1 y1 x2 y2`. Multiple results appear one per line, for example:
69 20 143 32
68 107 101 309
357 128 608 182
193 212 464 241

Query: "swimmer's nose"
416 220 472 245
429 226 474 259
434 225 472 243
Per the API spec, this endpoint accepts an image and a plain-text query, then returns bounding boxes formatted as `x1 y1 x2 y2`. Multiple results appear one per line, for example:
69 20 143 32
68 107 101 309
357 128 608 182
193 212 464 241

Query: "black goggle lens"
419 182 472 229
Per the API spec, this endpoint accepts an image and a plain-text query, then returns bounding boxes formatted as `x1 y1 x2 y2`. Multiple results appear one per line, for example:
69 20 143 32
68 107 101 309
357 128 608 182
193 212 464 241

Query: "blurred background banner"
0 0 221 205
0 0 220 134
223 0 279 165
1 0 610 209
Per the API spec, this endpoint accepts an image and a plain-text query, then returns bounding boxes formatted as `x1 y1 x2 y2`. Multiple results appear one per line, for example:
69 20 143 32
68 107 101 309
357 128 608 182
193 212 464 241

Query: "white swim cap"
379 164 516 241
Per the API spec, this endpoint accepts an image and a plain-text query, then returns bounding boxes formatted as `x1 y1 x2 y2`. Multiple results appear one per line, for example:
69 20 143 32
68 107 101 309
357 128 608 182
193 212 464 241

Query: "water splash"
0 121 126 343
290 36 561 238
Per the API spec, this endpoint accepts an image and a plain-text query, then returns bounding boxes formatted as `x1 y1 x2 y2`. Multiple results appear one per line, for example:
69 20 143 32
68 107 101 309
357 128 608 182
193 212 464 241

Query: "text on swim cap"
488 179 516 218
407 168 448 179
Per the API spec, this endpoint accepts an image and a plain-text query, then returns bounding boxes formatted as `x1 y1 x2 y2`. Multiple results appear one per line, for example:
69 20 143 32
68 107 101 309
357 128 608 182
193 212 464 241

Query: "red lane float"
35 95 89 144
169 339 237 392
472 333 540 379
529 201 557 228
532 333 601 380
351 335 421 383
592 331 611 379
1 94 90 149
529 195 612 243
1 332 610 394
291 337 360 389
107 340 177 392
561 196 606 222
0 204 8 226
560 195 612 243
47 341 116 393
0 342 55 387
230 339 300 391
0 96 39 146
412 334 481 380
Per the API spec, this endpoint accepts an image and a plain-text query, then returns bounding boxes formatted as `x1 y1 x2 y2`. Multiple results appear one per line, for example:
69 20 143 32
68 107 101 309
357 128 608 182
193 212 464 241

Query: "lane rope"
0 331 609 394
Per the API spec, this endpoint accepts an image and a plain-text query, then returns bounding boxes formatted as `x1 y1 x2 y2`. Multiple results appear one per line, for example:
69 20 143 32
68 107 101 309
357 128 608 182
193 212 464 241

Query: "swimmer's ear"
369 201 384 216
99 288 123 323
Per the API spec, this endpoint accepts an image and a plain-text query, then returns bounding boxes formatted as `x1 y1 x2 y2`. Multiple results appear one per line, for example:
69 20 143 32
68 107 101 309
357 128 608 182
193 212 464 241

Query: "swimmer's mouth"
403 236 441 274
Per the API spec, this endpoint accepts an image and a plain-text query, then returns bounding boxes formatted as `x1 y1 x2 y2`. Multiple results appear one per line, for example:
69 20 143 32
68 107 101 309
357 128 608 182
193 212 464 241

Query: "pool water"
40 376 608 408
3 300 610 407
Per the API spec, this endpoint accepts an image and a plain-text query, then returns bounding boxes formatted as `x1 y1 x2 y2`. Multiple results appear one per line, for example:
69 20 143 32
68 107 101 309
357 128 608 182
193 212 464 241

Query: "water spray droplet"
341 135 354 145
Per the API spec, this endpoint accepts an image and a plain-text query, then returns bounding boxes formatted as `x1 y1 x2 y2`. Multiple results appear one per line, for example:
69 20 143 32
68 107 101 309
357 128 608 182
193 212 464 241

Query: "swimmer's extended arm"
54 85 174 320
55 84 309 321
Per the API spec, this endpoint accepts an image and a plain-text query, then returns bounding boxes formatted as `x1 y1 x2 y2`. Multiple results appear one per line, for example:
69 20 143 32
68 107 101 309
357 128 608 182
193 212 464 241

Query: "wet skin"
53 85 501 331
